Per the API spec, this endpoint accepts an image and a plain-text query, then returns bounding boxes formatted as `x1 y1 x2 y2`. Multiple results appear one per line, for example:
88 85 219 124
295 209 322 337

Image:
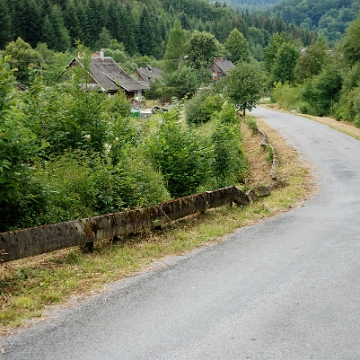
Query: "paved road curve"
2 107 360 359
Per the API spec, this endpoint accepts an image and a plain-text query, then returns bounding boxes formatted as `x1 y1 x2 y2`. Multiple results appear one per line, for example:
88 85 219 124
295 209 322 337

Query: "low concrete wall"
0 186 249 263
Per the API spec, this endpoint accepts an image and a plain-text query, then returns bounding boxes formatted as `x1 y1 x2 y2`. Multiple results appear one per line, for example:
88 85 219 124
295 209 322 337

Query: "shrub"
210 119 247 188
185 91 223 125
246 116 258 135
148 108 212 197
271 82 304 111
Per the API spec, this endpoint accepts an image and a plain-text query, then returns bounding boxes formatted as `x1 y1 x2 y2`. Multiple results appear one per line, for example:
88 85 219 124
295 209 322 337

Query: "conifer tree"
0 0 12 49
163 19 187 73
138 8 155 56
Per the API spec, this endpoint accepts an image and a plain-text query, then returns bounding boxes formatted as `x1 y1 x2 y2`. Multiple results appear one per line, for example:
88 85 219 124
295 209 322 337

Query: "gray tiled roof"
134 64 162 87
213 59 235 73
90 57 147 93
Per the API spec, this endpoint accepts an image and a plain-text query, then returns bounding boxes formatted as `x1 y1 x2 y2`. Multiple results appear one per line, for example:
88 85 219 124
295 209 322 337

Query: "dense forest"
264 0 360 43
209 0 283 12
0 0 314 56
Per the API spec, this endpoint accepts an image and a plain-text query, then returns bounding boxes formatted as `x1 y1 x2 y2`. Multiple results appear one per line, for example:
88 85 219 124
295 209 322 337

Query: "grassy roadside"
264 103 360 141
0 116 316 335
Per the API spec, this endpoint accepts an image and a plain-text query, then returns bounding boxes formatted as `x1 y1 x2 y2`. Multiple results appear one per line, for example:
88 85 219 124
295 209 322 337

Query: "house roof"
134 64 162 87
210 58 235 74
67 56 147 93
90 56 147 93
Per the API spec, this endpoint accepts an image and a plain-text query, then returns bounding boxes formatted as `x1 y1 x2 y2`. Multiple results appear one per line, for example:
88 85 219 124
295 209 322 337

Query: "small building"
209 57 235 81
133 64 162 88
66 50 147 99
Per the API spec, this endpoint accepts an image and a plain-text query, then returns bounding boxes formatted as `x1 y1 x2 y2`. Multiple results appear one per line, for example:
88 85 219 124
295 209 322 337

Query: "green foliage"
162 66 199 100
271 82 305 111
246 117 259 135
295 36 330 82
263 32 292 73
0 58 47 231
4 38 42 85
301 63 343 116
185 91 224 125
210 104 247 187
224 29 250 63
163 19 188 73
187 31 221 70
148 108 212 197
265 0 360 43
271 42 300 84
342 16 360 66
219 61 265 116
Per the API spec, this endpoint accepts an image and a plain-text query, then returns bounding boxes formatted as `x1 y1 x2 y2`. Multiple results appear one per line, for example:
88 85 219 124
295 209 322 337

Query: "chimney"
99 49 104 62
214 57 218 62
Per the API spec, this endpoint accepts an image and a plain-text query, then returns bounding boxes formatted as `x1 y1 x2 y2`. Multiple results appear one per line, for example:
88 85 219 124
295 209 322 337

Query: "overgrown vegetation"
264 15 360 128
0 115 316 333
0 52 259 232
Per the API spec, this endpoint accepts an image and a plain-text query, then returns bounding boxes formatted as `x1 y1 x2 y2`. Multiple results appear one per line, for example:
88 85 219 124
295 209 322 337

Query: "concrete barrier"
0 186 249 263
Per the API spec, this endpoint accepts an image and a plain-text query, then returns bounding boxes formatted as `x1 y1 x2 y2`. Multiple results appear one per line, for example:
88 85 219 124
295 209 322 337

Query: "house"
209 57 235 81
133 64 162 88
66 50 147 99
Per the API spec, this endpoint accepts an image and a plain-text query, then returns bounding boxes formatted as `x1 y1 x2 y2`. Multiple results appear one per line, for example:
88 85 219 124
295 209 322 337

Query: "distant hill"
263 0 360 43
208 0 283 12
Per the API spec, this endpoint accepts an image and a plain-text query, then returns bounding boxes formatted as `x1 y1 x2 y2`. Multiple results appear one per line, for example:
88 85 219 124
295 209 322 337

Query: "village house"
66 50 147 99
133 64 162 88
209 57 235 81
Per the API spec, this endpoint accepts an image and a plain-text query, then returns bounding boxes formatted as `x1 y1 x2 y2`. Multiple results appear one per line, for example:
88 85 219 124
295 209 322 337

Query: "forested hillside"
208 0 283 12
0 0 313 56
263 0 360 43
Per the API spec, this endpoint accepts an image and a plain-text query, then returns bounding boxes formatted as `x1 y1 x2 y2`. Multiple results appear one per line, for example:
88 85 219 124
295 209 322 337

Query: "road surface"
1 107 360 359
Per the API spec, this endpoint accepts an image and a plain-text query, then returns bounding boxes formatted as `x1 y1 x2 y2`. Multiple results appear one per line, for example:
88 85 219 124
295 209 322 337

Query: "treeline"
264 0 360 43
266 15 360 127
0 0 314 56
209 0 283 12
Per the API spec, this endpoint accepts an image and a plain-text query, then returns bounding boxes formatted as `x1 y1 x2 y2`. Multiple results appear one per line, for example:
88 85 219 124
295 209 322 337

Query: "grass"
264 103 360 141
0 115 316 335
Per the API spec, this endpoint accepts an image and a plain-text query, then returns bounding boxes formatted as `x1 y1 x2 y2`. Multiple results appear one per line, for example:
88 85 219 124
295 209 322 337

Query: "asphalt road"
1 107 360 359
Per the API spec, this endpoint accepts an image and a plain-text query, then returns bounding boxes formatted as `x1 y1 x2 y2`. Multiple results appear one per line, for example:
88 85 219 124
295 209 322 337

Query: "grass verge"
0 115 316 335
264 103 360 141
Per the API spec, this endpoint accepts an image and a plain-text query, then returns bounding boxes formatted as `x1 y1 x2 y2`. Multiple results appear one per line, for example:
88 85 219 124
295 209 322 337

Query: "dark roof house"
66 50 147 99
133 64 162 88
209 57 235 81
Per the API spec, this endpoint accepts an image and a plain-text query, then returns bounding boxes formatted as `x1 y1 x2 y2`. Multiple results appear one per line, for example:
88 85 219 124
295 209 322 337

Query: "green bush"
210 115 247 188
246 116 258 135
148 108 212 197
185 91 223 125
271 82 304 111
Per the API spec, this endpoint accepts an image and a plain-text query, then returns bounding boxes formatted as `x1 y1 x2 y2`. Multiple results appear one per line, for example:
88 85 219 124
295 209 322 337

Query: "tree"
0 0 11 49
224 28 250 63
272 42 300 83
263 32 292 72
4 38 42 84
187 31 221 69
295 36 330 82
41 5 71 52
220 61 265 116
342 16 360 66
162 66 198 100
302 63 343 116
163 19 188 73
138 7 155 56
